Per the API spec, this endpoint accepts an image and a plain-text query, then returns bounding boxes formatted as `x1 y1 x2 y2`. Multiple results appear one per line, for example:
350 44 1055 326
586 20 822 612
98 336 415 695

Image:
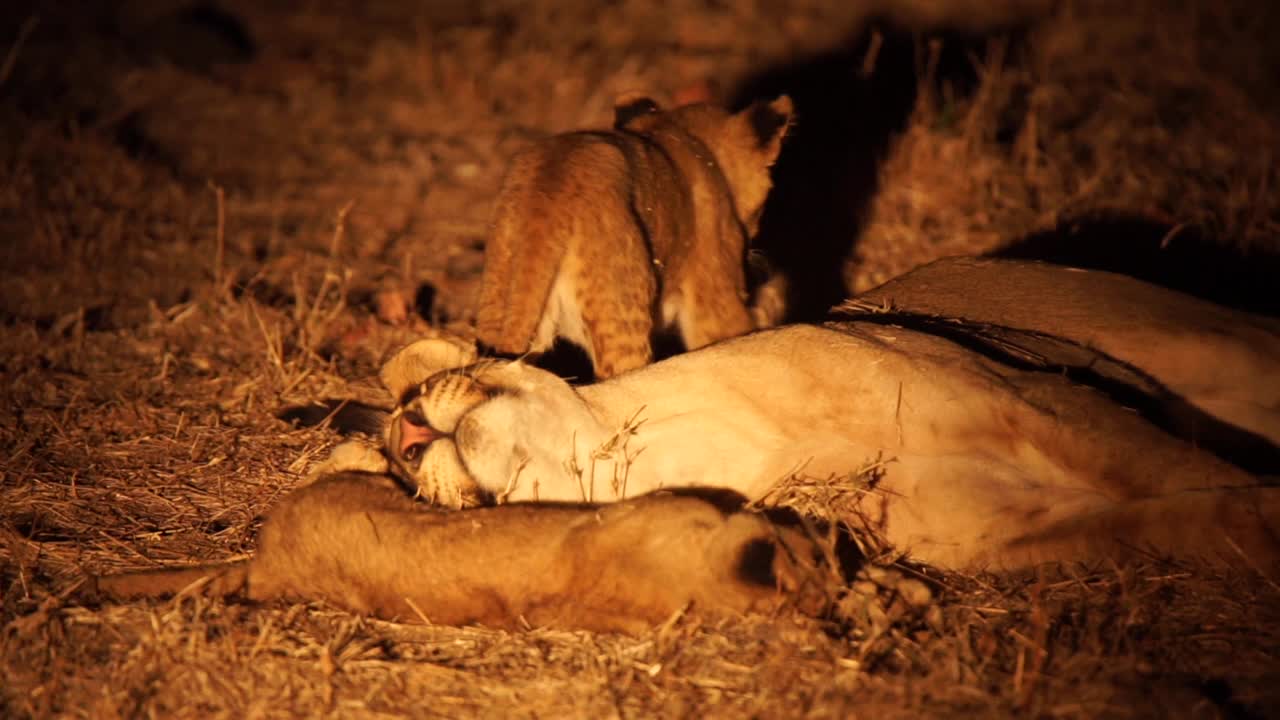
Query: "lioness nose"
398 412 440 464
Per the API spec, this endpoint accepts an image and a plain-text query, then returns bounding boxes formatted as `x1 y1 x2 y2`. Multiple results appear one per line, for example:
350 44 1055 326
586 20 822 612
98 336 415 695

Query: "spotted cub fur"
474 95 793 378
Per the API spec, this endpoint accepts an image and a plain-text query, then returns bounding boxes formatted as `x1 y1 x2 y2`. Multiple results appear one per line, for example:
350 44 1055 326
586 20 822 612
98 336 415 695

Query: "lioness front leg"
89 474 830 633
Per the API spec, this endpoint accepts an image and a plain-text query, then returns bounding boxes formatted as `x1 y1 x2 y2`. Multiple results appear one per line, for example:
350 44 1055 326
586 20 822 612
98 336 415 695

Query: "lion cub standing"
474 95 794 378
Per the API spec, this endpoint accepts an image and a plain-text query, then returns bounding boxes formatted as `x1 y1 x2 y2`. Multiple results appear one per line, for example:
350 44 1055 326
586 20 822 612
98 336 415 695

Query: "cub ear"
613 93 661 129
380 336 478 400
742 94 794 153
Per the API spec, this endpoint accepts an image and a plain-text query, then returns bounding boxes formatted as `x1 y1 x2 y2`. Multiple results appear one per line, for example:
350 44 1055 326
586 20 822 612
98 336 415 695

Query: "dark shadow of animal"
729 24 998 322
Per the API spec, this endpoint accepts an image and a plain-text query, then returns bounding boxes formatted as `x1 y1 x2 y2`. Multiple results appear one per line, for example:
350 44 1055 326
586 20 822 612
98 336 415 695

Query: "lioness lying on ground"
371 257 1280 569
93 258 1280 631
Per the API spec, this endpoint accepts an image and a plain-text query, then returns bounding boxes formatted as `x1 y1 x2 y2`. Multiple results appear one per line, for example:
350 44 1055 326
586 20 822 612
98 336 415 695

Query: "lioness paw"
380 334 478 400
304 440 388 485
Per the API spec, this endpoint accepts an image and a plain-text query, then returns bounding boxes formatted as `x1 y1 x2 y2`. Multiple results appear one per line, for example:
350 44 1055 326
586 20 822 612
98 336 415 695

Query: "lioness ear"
380 336 478 400
613 93 661 129
742 95 794 155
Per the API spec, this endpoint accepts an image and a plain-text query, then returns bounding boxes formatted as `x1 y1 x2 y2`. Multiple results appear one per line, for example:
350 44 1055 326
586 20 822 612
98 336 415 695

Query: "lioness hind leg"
87 479 834 633
703 513 834 616
997 486 1280 570
544 493 833 632
84 473 416 608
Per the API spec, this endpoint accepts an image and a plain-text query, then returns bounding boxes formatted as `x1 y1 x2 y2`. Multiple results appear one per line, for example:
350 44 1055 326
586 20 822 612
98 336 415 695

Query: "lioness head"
379 338 604 508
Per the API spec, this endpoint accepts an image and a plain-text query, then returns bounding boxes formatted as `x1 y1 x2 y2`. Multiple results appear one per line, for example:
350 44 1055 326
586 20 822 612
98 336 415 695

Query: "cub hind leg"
669 219 753 351
474 173 569 356
673 274 754 351
574 222 657 378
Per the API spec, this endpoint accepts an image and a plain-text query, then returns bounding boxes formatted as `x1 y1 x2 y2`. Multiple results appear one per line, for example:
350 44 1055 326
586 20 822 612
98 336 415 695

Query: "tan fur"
474 96 793 378
383 258 1280 571
91 474 829 634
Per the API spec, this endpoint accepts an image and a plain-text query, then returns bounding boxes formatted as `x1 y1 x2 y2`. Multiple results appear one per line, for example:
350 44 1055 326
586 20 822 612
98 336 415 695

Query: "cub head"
614 93 794 237
379 337 602 508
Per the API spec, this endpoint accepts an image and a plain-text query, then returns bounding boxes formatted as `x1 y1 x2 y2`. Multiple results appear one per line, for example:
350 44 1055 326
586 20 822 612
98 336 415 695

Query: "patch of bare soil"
2 0 1278 717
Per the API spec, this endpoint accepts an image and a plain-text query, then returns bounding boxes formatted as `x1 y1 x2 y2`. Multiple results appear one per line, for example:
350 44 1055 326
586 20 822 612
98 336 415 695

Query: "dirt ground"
2 0 1279 717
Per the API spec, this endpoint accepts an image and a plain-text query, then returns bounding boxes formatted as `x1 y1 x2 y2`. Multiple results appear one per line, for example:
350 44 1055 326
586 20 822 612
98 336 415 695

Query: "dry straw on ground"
2 0 1279 717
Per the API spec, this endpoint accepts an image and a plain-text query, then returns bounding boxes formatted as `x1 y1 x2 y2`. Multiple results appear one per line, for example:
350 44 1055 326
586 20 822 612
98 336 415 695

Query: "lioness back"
474 95 793 378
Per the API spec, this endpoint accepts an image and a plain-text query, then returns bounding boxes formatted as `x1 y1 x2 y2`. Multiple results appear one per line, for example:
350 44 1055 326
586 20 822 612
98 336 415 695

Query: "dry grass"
2 0 1279 717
